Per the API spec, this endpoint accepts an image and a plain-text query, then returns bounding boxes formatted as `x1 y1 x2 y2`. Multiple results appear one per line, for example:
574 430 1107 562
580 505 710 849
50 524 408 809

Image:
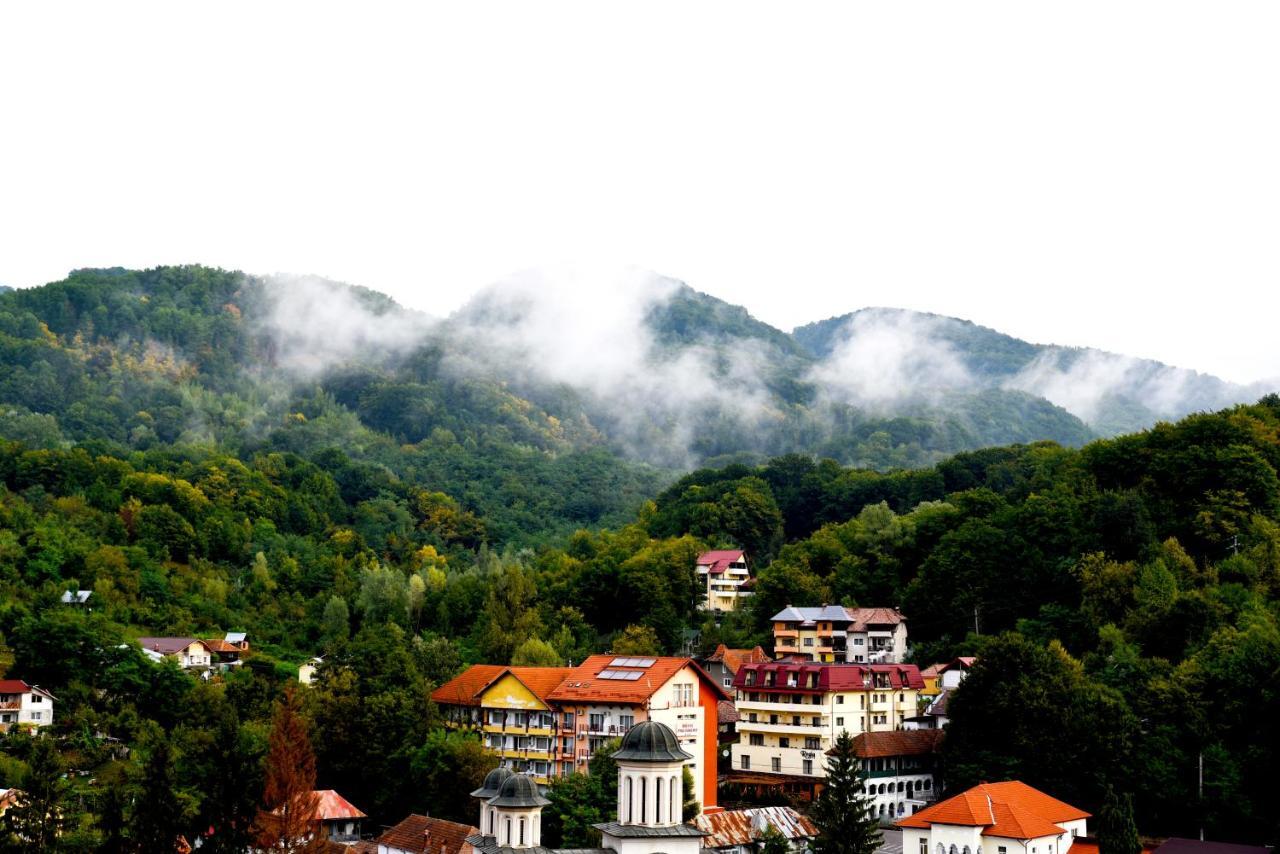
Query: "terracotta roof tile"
709 645 770 675
430 665 508 707
377 814 478 854
506 667 574 703
718 699 740 724
898 781 1089 837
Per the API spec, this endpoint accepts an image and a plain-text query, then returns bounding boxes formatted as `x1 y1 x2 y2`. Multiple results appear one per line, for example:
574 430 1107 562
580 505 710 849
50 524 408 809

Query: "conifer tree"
253 686 322 851
811 731 880 854
129 732 190 854
0 736 73 853
1097 786 1140 854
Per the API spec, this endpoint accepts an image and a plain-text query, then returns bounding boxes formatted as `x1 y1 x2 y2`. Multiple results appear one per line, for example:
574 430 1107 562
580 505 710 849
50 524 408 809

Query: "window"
998 848 1007 854
589 713 605 730
837 695 844 704
619 714 635 730
804 637 814 647
803 758 814 775
519 818 526 846
792 716 800 726
32 695 42 704
836 717 844 726
771 757 781 773
31 712 42 721
921 841 929 854
805 737 820 750
750 734 764 746
724 677 732 687
779 737 790 748
741 755 750 770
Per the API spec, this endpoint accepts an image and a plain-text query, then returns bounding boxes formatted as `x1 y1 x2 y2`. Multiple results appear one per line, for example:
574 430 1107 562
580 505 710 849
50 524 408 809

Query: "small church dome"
490 773 550 808
471 765 514 799
613 720 693 762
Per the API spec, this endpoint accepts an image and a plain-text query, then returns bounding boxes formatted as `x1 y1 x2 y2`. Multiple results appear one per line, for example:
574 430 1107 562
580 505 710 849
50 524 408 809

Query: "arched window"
625 776 633 823
505 818 512 847
488 809 495 836
640 776 648 824
950 844 959 854
671 775 678 823
898 803 906 816
963 846 971 854
867 785 875 795
519 818 526 846
878 784 886 794
898 781 905 792
656 777 664 823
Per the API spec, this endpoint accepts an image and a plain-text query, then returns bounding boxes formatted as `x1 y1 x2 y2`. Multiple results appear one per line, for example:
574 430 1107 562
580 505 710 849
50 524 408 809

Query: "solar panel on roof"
598 669 645 680
609 657 656 668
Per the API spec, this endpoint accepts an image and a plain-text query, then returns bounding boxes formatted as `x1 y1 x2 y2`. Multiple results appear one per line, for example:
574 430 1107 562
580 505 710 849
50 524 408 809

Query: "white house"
137 637 214 669
851 729 944 822
0 680 56 732
897 781 1089 854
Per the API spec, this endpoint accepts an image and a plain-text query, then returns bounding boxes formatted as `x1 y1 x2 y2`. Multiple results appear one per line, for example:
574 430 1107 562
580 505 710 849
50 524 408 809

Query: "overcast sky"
1 2 1277 384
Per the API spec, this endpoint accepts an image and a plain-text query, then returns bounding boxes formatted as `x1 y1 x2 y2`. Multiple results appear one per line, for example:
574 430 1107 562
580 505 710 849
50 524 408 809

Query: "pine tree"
811 731 880 854
129 732 190 854
756 822 791 854
253 686 322 852
1096 786 1140 854
0 736 74 853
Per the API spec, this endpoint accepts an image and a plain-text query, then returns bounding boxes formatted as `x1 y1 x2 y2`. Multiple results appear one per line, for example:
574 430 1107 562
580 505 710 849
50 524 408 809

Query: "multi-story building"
897 781 1089 854
699 644 770 693
432 665 573 785
547 655 728 811
771 606 908 663
729 661 923 778
851 730 944 822
906 657 975 730
696 551 753 613
0 680 55 732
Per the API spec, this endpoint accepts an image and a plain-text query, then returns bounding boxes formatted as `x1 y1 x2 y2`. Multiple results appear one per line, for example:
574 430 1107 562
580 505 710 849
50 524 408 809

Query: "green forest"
0 267 1278 848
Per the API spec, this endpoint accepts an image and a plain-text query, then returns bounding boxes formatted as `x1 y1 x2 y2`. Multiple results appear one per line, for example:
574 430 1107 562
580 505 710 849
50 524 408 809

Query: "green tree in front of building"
811 731 880 854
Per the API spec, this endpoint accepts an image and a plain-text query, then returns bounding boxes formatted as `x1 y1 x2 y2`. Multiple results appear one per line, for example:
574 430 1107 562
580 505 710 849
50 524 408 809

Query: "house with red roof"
0 679 55 732
897 781 1089 854
696 550 753 614
373 813 478 854
308 789 367 844
729 662 925 779
849 729 944 821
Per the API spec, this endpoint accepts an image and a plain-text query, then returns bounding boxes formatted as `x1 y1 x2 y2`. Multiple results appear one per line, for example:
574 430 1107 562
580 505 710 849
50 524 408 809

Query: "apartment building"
431 665 573 785
547 655 729 811
851 729 943 822
730 661 924 778
771 606 908 664
696 550 754 613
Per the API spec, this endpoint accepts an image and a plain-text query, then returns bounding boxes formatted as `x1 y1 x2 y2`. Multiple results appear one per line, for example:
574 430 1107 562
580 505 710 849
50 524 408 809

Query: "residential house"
897 781 1089 854
850 729 944 822
547 655 730 811
299 657 323 685
696 550 754 613
920 664 946 698
466 722 708 854
693 806 816 854
699 644 770 693
432 665 572 786
60 590 92 606
373 814 478 854
730 661 924 778
0 680 55 732
907 658 974 730
137 637 214 669
771 606 909 664
311 789 367 844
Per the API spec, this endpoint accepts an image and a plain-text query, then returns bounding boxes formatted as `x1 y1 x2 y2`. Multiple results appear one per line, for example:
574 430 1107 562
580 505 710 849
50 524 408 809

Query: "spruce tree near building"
811 732 881 854
1096 787 1141 854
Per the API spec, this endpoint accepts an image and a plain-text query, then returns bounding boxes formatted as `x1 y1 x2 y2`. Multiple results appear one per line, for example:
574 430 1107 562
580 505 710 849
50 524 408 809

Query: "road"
878 828 903 854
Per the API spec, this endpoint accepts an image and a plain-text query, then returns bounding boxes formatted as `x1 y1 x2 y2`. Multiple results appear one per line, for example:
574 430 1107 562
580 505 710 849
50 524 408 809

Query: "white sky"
1 2 1277 384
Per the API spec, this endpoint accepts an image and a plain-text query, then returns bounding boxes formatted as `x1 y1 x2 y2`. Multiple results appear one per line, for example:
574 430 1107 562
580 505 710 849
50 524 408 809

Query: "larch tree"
253 686 322 852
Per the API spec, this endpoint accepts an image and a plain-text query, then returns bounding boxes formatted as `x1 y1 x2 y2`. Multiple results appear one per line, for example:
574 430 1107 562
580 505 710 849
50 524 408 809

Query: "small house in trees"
374 814 479 854
696 550 753 613
310 789 367 844
896 781 1089 854
137 637 214 669
0 680 55 732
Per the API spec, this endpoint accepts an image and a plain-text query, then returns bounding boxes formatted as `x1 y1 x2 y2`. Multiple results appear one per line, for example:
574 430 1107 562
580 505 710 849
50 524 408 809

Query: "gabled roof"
706 644 769 675
204 639 240 653
61 590 92 604
718 699 740 724
310 789 367 821
847 607 905 630
693 806 817 847
136 637 212 656
941 656 977 672
548 655 730 705
429 665 572 708
920 663 947 680
697 550 746 574
378 814 478 854
770 605 905 629
897 781 1090 839
850 729 943 759
225 632 247 644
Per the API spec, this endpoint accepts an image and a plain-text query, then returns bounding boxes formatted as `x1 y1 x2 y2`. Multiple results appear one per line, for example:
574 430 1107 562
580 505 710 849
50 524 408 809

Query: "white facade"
732 687 918 778
908 821 1084 854
0 683 55 731
697 553 753 613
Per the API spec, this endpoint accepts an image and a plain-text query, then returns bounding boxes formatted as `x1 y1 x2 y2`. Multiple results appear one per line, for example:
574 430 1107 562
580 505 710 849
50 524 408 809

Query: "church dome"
612 720 693 762
470 765 514 799
489 773 550 808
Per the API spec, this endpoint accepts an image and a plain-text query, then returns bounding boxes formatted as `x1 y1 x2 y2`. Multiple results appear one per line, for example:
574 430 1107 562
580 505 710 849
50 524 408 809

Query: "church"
466 720 706 854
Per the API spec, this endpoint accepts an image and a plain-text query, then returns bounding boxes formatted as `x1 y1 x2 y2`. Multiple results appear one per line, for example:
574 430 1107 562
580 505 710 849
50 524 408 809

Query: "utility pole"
973 604 980 636
1198 750 1204 841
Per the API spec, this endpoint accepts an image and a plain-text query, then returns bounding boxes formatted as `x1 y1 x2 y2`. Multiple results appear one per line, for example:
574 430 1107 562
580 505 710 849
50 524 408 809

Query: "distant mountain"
0 266 1271 498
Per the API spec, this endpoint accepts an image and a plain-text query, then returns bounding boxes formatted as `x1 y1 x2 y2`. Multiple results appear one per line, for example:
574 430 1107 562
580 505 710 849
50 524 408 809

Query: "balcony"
0 701 20 711
737 698 824 713
773 628 799 638
736 720 828 736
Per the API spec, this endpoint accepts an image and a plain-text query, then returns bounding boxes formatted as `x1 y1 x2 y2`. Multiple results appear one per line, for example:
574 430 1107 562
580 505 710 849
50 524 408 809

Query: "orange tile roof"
850 729 943 759
548 655 723 704
505 667 574 703
709 645 770 675
204 639 239 653
376 813 478 854
898 781 1089 839
430 665 508 706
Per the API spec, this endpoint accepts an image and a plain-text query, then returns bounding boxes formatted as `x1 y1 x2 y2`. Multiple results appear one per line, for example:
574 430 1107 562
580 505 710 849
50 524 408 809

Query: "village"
0 551 1266 854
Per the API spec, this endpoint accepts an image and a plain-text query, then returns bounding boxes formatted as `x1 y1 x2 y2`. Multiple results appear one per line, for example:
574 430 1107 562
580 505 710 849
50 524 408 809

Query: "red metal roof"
693 806 816 847
697 550 746 575
733 662 925 693
310 789 367 821
0 680 33 694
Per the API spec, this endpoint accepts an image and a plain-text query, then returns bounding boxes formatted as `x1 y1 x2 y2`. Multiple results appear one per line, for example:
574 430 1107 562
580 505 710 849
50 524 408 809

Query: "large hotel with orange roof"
431 655 729 810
